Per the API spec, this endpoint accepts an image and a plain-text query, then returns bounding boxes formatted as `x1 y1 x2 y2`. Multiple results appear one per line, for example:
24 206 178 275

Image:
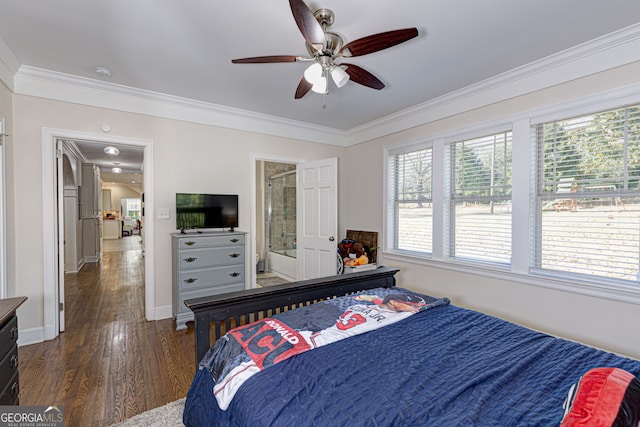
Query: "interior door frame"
0 116 6 299
42 128 155 339
56 139 65 332
250 153 304 288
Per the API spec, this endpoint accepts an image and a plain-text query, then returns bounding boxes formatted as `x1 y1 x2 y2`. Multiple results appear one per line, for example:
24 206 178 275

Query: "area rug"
110 398 185 427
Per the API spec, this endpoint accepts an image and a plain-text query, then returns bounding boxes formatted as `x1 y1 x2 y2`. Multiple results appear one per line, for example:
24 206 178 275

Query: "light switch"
157 208 170 219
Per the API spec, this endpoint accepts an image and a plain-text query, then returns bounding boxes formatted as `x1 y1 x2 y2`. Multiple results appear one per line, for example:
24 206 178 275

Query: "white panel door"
297 157 338 280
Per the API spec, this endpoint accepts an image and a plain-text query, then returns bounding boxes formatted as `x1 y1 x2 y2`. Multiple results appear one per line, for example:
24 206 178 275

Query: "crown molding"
344 23 640 144
0 37 19 91
7 23 640 146
14 66 348 146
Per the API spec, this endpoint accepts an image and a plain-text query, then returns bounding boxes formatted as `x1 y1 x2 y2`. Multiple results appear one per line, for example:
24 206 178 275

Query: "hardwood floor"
19 237 195 426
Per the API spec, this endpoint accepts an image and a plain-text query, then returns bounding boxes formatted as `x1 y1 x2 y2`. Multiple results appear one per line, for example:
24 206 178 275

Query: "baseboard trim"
154 305 172 321
17 326 44 347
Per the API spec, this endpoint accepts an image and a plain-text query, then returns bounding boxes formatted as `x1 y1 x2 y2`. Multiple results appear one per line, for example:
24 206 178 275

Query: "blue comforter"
184 293 640 426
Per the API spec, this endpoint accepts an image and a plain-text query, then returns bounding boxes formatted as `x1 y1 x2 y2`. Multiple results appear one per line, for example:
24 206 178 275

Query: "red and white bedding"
203 287 450 409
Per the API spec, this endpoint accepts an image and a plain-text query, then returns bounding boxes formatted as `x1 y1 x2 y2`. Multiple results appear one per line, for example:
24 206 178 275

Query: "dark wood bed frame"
184 266 399 366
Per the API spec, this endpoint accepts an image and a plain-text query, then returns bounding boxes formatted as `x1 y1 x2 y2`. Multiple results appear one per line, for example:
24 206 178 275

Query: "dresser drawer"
0 343 18 396
0 371 19 405
178 234 244 249
0 315 18 361
178 247 244 270
178 265 245 291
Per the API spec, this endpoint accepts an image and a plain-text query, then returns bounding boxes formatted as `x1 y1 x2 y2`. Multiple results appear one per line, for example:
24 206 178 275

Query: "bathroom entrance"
256 161 297 284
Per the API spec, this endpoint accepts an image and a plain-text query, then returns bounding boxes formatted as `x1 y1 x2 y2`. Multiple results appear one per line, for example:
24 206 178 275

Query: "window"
384 88 640 301
123 198 141 220
533 105 640 281
448 131 513 264
387 146 433 254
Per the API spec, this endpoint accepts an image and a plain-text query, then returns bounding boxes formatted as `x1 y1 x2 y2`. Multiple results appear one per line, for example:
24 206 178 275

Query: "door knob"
329 236 335 242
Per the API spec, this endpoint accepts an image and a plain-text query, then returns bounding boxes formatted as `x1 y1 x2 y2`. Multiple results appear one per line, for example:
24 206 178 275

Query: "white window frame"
445 129 513 267
383 83 640 305
385 141 435 257
530 103 640 283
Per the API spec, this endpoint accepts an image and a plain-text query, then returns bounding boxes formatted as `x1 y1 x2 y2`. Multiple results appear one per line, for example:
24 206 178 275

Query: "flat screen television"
176 193 238 231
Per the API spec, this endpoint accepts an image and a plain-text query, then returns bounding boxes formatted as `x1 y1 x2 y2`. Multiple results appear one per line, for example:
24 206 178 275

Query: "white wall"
9 94 343 336
342 61 640 360
0 81 14 299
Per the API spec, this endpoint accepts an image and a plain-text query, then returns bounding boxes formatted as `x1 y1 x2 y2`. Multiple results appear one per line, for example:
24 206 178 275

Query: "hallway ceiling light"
104 146 120 155
111 167 123 173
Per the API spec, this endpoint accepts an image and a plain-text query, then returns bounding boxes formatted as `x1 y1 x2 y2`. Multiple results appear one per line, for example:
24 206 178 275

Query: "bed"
182 266 640 426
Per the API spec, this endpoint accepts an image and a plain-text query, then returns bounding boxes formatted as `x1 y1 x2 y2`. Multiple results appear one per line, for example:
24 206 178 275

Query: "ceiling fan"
231 0 418 99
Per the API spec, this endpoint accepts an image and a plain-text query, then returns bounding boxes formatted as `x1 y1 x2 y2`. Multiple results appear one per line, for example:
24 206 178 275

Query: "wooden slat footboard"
184 266 399 366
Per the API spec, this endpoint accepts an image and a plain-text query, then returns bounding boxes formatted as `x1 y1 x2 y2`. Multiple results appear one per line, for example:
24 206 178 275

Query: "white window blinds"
387 147 433 254
533 104 640 281
449 131 512 264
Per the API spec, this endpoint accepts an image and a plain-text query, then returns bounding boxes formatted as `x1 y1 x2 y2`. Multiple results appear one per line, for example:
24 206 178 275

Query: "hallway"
18 236 194 426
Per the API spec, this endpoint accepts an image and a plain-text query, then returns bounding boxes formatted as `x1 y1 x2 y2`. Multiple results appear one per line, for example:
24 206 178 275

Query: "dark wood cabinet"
0 297 27 405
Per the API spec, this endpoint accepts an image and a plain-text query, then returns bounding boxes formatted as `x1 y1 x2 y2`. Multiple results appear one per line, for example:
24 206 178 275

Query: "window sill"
382 251 640 305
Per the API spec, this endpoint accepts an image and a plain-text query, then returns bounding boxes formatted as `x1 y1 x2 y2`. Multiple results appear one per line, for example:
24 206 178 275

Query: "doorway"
263 162 297 282
42 128 155 340
251 155 338 287
252 156 301 288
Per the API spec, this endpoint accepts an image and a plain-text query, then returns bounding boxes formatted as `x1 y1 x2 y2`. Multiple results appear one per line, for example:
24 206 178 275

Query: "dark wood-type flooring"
19 239 195 426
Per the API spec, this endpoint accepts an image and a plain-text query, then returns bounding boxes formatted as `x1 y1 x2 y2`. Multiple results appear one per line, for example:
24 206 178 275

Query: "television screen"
176 193 238 230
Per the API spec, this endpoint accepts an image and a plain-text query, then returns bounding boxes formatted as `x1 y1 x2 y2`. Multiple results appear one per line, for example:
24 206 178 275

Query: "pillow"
560 367 640 427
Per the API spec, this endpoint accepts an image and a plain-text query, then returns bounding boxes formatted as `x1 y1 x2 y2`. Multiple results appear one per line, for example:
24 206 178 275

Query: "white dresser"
171 231 247 330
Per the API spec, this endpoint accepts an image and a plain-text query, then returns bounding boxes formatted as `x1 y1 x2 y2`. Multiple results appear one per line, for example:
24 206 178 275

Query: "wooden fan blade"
340 28 418 58
231 55 299 64
342 63 385 90
289 0 325 51
294 77 312 99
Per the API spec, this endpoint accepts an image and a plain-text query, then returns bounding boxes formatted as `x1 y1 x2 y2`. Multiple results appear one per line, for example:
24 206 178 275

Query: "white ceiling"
68 139 144 185
1 0 640 134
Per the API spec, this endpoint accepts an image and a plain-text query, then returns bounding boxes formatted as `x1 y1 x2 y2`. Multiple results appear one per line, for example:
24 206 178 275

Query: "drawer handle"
10 326 17 340
184 257 198 263
229 253 241 258
10 354 18 369
184 278 198 284
230 238 239 243
184 241 196 246
229 272 241 277
11 382 18 396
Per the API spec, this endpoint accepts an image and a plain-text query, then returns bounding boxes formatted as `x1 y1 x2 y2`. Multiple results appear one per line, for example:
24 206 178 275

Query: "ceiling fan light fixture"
311 77 328 94
330 65 350 88
303 63 323 85
304 62 328 94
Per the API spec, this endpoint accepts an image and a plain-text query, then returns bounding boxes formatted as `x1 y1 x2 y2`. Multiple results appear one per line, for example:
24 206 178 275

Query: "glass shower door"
268 171 297 258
